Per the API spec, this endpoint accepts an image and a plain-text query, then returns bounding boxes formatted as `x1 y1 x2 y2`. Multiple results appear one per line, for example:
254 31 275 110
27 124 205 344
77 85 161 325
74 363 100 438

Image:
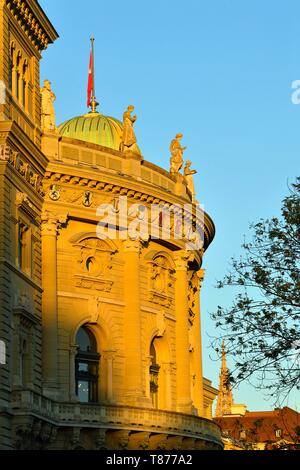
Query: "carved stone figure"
152 264 165 292
41 79 56 131
184 160 197 201
170 134 186 174
121 105 137 150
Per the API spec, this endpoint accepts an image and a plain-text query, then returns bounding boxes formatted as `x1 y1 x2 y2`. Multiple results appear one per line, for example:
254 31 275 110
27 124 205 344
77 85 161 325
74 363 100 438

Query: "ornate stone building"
0 0 222 450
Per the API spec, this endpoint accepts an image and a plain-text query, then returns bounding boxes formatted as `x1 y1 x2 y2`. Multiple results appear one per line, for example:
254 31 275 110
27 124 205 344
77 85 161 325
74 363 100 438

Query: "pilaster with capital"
69 343 78 401
103 349 117 403
173 250 194 413
190 268 205 416
122 238 147 405
41 211 68 397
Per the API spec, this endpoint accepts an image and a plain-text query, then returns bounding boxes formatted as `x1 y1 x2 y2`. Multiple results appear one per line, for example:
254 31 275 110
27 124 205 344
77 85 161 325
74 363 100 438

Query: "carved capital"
122 238 142 254
41 211 68 236
103 349 117 361
197 268 205 286
70 343 78 356
173 250 194 271
0 144 11 161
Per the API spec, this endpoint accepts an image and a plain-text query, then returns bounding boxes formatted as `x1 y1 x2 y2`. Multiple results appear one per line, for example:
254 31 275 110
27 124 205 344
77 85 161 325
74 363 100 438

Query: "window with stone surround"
150 339 160 409
15 194 39 278
75 326 100 403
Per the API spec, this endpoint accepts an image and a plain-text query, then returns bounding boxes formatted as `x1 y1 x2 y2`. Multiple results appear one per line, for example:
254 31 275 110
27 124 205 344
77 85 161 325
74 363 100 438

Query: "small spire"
221 338 227 370
215 339 234 417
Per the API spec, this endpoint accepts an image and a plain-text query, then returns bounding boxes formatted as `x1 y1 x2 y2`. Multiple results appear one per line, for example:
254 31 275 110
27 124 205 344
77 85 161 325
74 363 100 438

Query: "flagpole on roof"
88 37 99 113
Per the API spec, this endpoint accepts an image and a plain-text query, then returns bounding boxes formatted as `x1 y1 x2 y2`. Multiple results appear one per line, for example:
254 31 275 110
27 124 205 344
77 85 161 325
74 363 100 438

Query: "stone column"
11 65 17 97
161 362 172 410
174 250 193 414
103 349 116 403
191 269 205 416
69 344 78 401
41 212 67 398
145 356 152 400
12 317 21 387
122 239 145 405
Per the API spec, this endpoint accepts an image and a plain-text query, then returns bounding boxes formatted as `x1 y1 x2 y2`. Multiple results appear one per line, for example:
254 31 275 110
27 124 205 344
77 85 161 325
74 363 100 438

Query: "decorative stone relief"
16 192 39 221
156 310 166 337
88 296 107 323
74 238 115 292
13 289 33 314
0 145 44 196
148 256 174 307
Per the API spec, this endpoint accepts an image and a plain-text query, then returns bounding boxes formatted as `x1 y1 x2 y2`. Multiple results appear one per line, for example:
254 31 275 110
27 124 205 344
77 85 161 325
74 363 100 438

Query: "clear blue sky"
39 0 299 411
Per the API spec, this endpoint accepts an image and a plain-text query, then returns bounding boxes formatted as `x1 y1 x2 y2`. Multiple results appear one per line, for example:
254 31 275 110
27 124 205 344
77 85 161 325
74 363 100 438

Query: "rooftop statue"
170 133 186 175
184 160 197 201
121 105 137 151
41 79 56 131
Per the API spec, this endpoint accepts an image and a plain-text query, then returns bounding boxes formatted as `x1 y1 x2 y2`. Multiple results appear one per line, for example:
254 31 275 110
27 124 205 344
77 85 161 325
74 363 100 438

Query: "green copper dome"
58 113 123 151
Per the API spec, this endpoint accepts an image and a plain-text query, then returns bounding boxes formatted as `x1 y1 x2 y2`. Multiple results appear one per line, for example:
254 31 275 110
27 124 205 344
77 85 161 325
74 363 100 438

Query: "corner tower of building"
0 0 58 146
0 0 58 449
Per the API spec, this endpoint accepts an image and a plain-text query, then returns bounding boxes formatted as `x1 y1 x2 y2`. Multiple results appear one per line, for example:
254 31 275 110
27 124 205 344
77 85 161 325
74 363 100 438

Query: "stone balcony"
11 390 223 450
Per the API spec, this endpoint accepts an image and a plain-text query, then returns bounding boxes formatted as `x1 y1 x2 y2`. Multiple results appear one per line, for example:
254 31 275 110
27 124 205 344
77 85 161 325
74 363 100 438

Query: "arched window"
9 43 15 90
22 60 28 108
16 52 22 100
149 339 160 408
75 326 100 403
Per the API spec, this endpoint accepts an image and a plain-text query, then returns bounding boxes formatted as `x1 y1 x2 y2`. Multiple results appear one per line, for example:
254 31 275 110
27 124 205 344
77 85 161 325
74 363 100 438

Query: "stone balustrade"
11 390 222 448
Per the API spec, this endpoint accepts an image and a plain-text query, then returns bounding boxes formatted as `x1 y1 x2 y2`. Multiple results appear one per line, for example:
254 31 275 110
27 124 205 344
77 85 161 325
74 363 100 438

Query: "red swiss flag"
87 49 93 108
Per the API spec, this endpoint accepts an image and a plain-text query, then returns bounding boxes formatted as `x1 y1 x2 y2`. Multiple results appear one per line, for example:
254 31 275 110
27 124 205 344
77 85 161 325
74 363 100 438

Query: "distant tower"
215 340 234 417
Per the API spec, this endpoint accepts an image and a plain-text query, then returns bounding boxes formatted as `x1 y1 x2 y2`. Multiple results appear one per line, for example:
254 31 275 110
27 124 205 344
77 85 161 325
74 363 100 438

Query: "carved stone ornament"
41 79 56 131
0 145 44 196
16 192 39 221
49 184 61 201
74 238 115 292
121 105 137 151
13 289 32 312
149 256 174 307
83 191 93 207
170 134 186 175
6 0 56 51
156 310 166 337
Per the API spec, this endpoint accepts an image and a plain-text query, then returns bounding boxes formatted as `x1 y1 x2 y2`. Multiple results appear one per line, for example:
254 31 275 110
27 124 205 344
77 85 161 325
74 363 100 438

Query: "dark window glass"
150 339 160 408
75 327 100 403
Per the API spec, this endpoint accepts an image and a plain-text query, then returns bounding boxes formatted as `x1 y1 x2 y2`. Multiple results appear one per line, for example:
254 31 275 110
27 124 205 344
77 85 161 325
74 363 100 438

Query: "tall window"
18 221 29 271
16 52 21 100
22 61 27 108
9 43 15 90
149 339 160 408
19 339 27 386
75 326 99 403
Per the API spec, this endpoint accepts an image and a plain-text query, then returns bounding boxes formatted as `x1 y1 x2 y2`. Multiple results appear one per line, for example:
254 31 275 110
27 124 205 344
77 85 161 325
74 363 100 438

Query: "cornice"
43 166 215 251
5 0 59 51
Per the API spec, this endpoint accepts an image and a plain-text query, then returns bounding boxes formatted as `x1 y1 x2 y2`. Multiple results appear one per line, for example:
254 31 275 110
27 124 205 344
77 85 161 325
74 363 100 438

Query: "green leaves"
212 177 300 403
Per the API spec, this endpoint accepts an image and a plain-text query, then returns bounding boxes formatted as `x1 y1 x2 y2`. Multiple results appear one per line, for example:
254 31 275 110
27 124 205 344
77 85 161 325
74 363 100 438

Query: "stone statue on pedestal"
170 133 186 175
121 105 137 151
184 160 197 201
41 79 56 131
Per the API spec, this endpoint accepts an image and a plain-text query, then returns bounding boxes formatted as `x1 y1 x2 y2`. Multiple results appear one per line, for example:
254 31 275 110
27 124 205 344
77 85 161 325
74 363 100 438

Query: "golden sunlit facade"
0 0 222 450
